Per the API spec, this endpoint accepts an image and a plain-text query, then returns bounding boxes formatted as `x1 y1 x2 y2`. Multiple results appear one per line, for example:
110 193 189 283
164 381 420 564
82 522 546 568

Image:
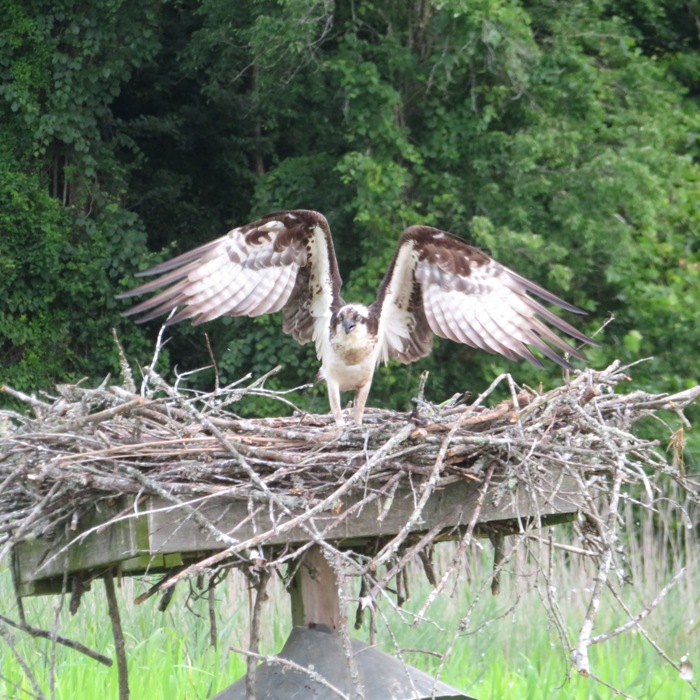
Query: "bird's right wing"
116 210 343 348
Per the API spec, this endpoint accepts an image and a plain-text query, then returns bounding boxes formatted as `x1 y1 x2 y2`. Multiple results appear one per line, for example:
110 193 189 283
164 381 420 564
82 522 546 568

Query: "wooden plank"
13 466 580 596
146 469 580 552
13 500 184 596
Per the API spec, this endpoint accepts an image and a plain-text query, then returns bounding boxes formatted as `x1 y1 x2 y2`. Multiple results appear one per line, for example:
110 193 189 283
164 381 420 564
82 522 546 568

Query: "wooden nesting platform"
6 361 697 602
13 465 579 597
3 362 698 700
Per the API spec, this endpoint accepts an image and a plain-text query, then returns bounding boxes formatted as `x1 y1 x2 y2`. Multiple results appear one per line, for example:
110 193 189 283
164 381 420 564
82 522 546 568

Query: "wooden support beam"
289 546 340 631
13 465 581 597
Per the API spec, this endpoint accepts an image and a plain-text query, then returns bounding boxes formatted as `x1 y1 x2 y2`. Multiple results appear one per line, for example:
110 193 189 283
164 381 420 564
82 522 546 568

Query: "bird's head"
333 304 370 336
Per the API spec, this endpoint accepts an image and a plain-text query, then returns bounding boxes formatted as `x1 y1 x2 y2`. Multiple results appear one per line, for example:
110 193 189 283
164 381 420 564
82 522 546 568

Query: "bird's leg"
326 379 344 427
353 383 371 426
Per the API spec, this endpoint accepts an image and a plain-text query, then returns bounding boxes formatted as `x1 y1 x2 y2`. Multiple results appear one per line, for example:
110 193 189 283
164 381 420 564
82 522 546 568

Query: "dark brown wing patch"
117 210 342 345
373 225 597 369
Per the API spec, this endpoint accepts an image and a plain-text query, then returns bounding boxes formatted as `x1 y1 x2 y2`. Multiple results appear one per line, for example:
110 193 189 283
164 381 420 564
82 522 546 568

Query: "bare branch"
1 359 697 698
104 571 129 700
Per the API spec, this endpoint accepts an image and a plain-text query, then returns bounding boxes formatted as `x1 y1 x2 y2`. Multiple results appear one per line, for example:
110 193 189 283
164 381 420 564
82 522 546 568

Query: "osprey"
118 209 595 426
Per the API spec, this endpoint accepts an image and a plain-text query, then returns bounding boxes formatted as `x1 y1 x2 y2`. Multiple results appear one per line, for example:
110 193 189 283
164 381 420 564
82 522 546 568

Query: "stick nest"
1 360 699 689
1 361 697 555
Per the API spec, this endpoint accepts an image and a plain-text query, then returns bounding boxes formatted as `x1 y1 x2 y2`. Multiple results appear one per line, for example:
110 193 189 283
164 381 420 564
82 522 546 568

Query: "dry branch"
104 570 129 700
0 613 112 667
1 360 699 696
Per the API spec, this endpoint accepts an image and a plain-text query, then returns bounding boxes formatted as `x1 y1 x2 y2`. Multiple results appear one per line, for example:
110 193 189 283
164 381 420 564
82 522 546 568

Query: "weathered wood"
12 502 185 596
13 466 580 596
289 546 341 631
146 468 579 552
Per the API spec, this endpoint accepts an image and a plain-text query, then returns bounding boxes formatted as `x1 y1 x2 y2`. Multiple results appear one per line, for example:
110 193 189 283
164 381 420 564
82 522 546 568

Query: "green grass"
383 555 697 700
1 576 252 699
1 525 698 699
404 593 696 700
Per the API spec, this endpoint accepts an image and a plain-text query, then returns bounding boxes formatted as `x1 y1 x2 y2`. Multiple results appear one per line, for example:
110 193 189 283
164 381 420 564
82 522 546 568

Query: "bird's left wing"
371 225 596 368
117 210 342 347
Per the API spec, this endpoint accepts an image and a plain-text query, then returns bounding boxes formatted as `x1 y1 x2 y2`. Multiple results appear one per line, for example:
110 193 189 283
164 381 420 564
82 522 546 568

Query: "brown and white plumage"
118 210 596 426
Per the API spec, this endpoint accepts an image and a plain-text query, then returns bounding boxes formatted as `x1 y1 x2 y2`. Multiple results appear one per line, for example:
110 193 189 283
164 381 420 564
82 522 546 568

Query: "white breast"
321 322 379 391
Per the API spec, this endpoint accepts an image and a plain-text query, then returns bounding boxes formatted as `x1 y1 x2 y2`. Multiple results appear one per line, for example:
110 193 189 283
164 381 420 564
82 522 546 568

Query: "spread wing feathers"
116 210 343 346
373 225 596 369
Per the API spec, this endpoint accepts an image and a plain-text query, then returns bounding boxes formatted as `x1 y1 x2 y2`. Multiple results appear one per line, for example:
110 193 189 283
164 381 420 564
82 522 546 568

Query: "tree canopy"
2 0 698 430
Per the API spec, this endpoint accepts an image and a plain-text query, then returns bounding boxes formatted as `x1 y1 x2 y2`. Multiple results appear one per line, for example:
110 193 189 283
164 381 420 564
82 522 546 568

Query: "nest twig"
0 362 692 514
1 359 699 694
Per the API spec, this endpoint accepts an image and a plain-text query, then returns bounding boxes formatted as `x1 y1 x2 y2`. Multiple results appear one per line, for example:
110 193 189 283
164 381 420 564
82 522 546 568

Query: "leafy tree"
165 0 697 412
1 0 698 444
0 0 161 391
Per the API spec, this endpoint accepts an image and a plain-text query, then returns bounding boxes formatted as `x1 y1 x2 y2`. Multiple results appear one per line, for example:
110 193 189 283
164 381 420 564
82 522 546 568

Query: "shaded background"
2 0 698 429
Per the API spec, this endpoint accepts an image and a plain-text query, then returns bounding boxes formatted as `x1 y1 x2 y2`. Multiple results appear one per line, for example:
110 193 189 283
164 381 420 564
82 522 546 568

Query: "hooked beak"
342 317 356 333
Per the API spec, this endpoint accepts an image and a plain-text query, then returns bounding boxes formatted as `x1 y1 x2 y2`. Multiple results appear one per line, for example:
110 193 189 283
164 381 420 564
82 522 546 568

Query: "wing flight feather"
116 210 342 345
373 225 596 369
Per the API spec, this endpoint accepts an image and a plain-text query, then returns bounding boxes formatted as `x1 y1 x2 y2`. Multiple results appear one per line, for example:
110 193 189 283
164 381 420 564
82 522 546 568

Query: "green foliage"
0 1 160 394
0 141 153 392
1 0 698 450
0 160 70 388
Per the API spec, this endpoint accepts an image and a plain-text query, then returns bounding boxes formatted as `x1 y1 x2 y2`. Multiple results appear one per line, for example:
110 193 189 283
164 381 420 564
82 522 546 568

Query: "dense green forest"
2 0 699 422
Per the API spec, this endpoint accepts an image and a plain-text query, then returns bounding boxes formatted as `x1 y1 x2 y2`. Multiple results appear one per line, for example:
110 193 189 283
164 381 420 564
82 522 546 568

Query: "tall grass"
1 492 697 700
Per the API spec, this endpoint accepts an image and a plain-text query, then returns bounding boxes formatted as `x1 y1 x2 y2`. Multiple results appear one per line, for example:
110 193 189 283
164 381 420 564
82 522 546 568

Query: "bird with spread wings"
118 209 596 426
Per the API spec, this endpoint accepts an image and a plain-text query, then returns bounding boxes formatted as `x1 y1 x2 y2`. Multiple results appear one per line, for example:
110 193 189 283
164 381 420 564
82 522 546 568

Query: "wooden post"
289 545 340 632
